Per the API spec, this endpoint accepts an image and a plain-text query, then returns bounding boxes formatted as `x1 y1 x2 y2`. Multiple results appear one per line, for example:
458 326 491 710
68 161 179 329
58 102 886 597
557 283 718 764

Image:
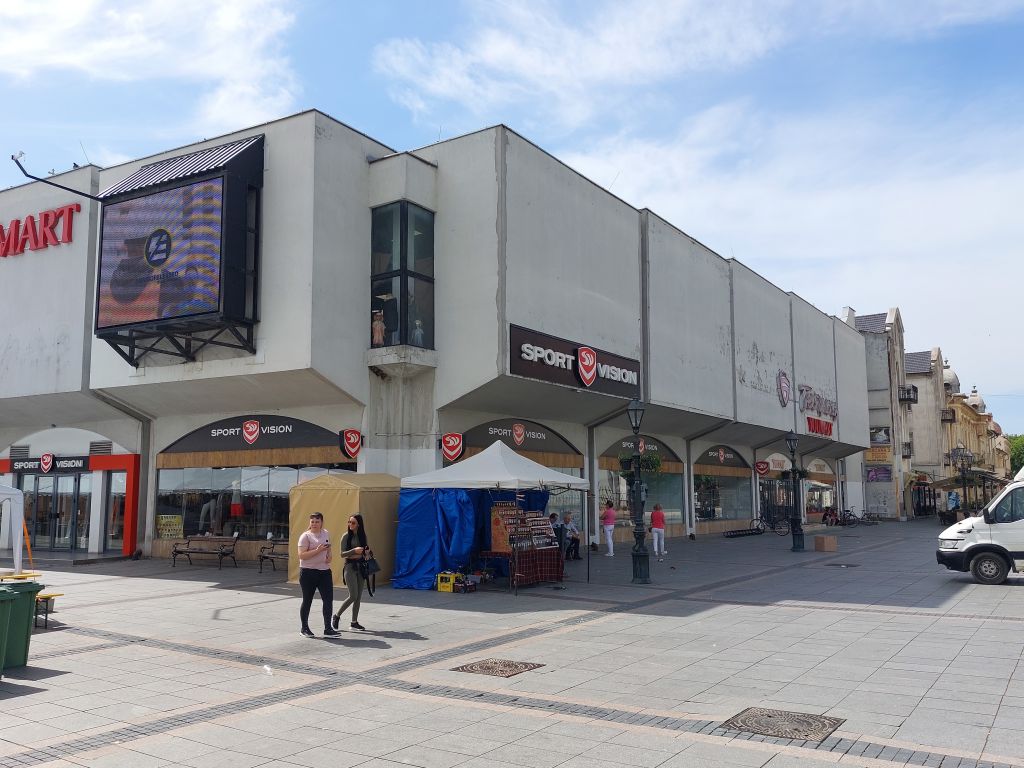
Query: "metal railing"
898 385 919 404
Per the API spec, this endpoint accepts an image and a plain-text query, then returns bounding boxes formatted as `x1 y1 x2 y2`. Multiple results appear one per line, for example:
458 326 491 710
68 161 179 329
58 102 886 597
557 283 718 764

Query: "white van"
936 479 1024 584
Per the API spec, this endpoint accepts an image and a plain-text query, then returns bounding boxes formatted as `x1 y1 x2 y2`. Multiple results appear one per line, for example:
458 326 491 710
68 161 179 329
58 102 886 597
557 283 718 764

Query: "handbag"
358 552 380 597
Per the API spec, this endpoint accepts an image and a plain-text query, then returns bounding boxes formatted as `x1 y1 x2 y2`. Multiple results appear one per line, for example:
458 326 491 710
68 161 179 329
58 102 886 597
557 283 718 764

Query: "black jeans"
299 567 334 630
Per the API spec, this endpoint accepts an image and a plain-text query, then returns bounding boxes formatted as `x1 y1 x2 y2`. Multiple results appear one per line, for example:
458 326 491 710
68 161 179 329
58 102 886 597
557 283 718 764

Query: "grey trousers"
334 562 363 623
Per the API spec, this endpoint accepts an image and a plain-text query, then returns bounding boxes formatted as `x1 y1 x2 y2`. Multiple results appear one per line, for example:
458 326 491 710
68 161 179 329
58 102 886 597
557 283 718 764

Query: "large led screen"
97 178 224 329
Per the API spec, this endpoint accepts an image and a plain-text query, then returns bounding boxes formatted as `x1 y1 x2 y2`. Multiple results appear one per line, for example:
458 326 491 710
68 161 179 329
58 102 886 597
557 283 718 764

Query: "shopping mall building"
0 110 869 559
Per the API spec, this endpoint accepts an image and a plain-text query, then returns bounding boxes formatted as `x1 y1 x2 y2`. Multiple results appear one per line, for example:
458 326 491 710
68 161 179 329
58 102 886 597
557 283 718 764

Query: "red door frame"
0 453 141 557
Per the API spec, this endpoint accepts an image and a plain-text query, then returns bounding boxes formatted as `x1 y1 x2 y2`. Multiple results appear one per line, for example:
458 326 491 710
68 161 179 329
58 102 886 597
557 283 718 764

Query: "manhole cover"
722 707 844 741
451 659 545 678
823 563 860 568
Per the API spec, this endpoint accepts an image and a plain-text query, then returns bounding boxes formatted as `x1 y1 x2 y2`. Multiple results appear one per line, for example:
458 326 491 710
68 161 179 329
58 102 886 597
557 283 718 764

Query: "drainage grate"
823 563 860 568
452 659 545 678
721 707 845 741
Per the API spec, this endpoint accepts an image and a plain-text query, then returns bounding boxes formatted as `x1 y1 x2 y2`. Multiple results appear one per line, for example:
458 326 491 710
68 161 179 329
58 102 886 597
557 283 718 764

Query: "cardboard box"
814 535 838 552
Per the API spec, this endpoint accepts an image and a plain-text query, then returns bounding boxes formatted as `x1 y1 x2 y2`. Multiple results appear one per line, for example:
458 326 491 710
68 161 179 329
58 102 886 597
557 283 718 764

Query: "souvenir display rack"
489 502 557 553
481 501 563 594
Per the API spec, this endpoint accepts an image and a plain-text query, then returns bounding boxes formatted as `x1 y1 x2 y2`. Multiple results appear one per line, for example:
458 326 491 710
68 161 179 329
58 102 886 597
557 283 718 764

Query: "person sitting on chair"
563 512 581 560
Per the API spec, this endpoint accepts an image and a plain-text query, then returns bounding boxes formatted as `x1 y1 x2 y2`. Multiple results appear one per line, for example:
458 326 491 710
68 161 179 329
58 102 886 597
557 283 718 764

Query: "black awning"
99 135 263 199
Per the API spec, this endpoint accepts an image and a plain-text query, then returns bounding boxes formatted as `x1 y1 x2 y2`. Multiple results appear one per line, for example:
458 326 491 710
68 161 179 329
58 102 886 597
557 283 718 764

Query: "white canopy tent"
0 483 25 574
401 440 589 490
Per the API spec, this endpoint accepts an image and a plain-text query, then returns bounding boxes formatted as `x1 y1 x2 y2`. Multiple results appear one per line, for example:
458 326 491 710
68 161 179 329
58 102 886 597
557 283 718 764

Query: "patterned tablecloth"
479 548 563 587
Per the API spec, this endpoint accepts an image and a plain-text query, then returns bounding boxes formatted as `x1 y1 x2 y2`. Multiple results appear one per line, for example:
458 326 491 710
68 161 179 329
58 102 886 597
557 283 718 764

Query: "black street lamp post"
950 445 974 518
626 399 650 584
785 431 805 552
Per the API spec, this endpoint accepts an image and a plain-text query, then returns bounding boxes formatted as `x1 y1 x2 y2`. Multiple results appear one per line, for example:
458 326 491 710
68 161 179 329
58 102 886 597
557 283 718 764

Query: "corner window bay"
370 202 434 349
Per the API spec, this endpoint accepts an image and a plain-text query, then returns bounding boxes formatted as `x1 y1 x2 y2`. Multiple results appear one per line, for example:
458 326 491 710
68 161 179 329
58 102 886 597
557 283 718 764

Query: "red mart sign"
0 203 80 258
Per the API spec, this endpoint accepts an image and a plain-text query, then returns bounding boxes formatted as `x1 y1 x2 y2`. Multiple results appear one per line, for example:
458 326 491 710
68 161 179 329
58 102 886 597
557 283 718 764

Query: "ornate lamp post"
950 445 974 518
785 430 804 552
626 399 650 584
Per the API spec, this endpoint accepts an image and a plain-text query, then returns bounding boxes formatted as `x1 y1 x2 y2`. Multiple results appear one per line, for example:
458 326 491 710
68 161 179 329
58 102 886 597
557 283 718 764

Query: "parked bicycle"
752 511 791 535
824 508 860 527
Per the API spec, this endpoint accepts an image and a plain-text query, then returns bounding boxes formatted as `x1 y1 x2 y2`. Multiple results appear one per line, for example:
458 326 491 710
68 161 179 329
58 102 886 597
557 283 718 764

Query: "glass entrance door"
19 473 90 551
52 475 75 550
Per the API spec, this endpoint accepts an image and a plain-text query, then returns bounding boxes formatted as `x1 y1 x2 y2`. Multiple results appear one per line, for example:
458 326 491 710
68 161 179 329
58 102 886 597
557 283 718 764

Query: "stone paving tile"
7 525 1024 768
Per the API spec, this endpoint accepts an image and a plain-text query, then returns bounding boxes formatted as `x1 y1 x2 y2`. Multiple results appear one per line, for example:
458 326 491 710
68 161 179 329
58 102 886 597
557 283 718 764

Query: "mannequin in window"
371 310 386 347
199 497 216 533
411 319 425 347
230 481 243 518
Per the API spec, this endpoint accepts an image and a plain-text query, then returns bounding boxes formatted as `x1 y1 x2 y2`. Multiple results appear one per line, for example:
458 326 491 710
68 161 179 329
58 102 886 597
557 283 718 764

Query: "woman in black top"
331 514 368 631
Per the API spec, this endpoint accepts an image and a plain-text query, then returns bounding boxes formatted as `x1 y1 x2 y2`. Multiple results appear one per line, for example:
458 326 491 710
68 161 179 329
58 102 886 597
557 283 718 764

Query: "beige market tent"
288 473 399 585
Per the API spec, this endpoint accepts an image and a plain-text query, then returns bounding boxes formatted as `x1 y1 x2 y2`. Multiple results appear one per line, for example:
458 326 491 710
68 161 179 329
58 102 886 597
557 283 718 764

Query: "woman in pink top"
297 512 340 638
601 500 616 556
650 503 667 561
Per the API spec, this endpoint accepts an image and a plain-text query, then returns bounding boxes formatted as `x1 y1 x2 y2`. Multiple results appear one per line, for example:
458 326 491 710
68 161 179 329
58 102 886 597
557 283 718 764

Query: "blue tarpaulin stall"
391 442 588 590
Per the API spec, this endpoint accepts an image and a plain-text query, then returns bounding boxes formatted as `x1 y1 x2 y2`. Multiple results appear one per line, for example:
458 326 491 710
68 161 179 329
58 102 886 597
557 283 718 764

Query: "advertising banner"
97 178 224 329
866 465 893 482
869 427 892 445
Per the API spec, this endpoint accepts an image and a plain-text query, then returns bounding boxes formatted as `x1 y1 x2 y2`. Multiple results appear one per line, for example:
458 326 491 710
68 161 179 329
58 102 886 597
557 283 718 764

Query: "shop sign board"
454 418 580 464
509 325 640 398
695 445 749 468
10 454 89 474
600 435 681 462
806 416 834 437
864 446 892 463
0 203 81 258
806 458 833 475
161 415 341 453
765 452 792 472
754 461 770 476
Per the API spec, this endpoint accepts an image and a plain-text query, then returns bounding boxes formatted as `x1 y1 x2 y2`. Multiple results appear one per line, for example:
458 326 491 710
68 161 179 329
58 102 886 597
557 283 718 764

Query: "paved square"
3 520 1024 768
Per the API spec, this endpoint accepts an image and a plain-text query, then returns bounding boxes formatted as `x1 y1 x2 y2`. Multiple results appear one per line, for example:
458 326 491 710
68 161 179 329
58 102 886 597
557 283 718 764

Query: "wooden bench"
171 532 239 569
258 539 289 573
34 592 64 629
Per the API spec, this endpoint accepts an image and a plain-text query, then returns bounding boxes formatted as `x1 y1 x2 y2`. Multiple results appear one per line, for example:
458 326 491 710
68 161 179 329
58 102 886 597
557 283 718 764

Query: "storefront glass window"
370 201 435 349
106 471 126 551
804 481 835 519
155 464 348 540
695 474 752 521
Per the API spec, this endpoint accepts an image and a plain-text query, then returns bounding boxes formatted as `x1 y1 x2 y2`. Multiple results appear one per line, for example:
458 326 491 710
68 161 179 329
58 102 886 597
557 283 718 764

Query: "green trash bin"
2 581 45 670
0 588 15 679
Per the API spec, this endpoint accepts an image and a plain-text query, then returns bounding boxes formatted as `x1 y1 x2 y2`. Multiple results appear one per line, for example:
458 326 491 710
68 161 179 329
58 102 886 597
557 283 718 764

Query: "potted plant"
618 451 662 479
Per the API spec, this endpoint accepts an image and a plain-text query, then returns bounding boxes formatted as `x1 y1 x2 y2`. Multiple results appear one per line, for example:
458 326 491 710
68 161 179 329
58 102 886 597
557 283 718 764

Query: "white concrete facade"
1 111 870 556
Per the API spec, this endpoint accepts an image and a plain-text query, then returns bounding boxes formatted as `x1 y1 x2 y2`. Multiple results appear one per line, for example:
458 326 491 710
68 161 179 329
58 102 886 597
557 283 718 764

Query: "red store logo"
441 433 464 462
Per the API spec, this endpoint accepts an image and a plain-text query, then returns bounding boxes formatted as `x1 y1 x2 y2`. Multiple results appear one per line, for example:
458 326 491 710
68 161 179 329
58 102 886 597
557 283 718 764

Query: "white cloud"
373 0 787 130
373 0 1024 130
0 0 297 136
558 102 1024 424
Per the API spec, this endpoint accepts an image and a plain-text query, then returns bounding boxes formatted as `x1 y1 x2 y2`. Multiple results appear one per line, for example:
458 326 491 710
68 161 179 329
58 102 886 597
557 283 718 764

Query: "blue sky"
2 0 1023 432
